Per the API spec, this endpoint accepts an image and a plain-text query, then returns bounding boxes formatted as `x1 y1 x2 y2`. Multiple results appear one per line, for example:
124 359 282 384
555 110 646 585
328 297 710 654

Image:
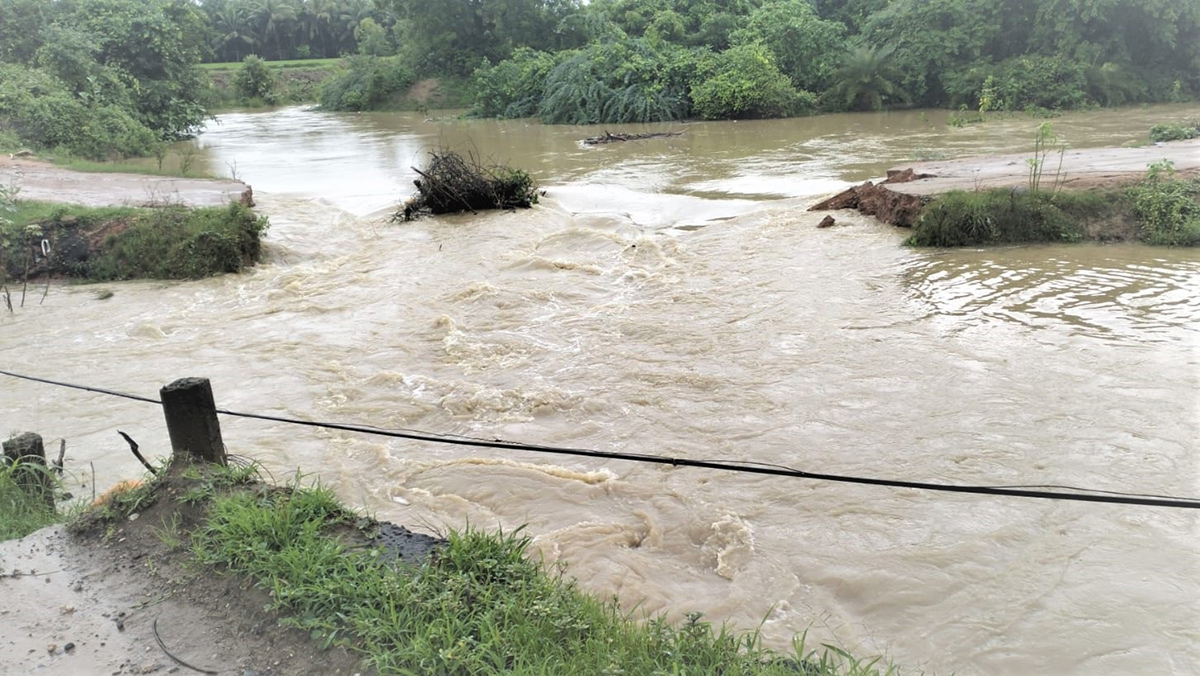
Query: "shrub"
536 38 694 124
690 44 814 120
1149 121 1200 143
907 189 1087 247
234 55 277 104
1128 162 1200 246
470 48 560 119
319 55 415 111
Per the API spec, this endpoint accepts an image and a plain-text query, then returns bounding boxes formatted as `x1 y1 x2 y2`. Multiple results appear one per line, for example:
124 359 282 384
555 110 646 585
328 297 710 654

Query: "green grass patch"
187 477 896 676
2 201 268 281
906 189 1111 246
0 458 60 541
907 166 1200 248
201 58 343 72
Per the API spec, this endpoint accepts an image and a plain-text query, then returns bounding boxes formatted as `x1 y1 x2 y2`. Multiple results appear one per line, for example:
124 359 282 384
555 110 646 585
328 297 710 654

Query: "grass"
42 146 214 179
64 461 898 676
200 58 343 72
907 173 1200 248
2 201 269 281
0 458 60 541
192 477 895 676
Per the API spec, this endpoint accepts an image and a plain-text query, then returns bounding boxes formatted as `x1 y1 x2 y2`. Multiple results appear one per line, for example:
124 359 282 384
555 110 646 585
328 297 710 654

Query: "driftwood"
583 130 684 145
398 151 539 221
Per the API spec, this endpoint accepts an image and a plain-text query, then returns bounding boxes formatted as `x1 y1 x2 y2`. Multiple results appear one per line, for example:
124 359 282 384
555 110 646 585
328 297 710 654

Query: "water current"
3 104 1199 675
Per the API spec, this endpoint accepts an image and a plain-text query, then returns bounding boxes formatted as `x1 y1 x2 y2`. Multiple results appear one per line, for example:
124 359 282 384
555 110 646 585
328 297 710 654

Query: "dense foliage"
456 0 1200 123
0 0 210 158
197 0 394 62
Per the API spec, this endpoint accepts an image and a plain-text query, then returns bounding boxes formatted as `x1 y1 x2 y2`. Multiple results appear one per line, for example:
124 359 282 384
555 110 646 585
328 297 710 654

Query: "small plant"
1027 122 1067 199
0 456 60 540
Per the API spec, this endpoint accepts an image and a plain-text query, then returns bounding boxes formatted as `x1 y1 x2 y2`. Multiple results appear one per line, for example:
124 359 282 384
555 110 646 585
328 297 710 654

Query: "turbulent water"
4 104 1199 675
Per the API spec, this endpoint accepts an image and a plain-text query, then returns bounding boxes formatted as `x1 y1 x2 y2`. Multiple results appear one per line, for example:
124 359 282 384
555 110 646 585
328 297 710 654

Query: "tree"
824 43 909 111
732 0 847 92
690 43 813 119
63 0 211 139
252 0 297 60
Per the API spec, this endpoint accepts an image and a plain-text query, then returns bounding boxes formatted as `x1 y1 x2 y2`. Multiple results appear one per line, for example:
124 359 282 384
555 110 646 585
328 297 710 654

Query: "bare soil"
0 157 254 208
886 137 1200 195
0 477 368 676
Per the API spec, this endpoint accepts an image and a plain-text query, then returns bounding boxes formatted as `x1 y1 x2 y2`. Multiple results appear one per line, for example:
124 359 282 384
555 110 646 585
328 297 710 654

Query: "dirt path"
0 158 253 208
0 521 365 676
887 137 1200 195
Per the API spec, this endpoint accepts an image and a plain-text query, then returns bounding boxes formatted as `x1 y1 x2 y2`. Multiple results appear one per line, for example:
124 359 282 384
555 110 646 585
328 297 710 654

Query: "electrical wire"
3 368 1199 510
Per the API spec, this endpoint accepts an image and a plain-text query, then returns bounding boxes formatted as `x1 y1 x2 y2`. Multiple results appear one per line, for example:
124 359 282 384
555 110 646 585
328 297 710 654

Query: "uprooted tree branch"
396 151 540 221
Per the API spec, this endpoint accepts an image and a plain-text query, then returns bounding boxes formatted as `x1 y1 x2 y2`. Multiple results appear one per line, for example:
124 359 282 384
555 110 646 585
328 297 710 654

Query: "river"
3 104 1199 675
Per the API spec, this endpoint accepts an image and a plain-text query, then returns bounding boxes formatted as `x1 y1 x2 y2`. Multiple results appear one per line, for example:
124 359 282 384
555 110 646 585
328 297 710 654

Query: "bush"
319 55 415 111
536 38 694 124
690 44 814 120
0 63 157 159
234 56 277 104
1128 162 1200 246
470 48 561 119
907 189 1088 247
6 202 269 281
1149 121 1200 143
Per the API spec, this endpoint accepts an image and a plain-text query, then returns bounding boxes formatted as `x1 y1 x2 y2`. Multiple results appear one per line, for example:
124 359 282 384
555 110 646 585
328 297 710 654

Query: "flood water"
4 104 1199 675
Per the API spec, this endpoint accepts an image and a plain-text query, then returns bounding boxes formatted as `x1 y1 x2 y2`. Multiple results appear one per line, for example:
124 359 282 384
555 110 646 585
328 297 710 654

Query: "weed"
0 457 60 541
153 511 185 550
1028 122 1067 199
190 478 894 675
1127 162 1200 246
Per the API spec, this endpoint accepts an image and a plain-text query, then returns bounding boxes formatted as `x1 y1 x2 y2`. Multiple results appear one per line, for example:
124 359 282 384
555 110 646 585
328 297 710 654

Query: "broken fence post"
3 432 55 508
160 377 227 466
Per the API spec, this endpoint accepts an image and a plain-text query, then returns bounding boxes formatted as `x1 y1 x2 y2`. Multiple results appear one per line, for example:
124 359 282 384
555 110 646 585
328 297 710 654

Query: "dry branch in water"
397 151 539 221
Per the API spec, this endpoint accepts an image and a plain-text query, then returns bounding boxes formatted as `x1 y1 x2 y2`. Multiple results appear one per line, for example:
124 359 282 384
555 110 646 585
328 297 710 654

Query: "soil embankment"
0 157 253 208
811 137 1200 225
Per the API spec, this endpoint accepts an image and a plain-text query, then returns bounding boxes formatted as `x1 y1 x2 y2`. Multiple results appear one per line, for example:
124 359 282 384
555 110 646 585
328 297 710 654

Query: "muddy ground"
0 482 368 676
0 157 253 208
888 137 1200 195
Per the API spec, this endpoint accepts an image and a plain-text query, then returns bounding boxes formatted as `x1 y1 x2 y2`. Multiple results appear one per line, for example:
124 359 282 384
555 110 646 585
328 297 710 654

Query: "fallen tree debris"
398 151 539 221
583 130 684 145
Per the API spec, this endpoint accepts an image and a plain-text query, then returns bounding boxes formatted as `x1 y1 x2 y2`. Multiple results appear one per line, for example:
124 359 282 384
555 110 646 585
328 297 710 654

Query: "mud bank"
811 137 1200 226
0 158 253 208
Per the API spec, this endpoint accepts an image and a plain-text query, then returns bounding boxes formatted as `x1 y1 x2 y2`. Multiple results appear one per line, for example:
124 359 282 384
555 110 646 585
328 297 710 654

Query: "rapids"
3 103 1198 675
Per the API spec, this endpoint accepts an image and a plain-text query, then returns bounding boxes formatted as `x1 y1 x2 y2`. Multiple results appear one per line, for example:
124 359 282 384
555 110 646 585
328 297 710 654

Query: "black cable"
4 368 1200 509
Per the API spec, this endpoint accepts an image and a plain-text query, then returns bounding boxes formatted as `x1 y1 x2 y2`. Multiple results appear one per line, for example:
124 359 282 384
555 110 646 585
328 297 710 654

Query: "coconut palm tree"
212 4 258 61
826 43 910 111
252 0 297 60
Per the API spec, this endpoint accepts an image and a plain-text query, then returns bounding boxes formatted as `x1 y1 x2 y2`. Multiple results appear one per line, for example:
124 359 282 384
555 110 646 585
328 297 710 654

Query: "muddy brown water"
3 104 1199 675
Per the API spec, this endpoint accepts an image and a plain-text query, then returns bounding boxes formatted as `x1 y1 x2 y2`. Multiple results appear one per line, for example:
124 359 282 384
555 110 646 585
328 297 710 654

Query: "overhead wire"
3 368 1199 510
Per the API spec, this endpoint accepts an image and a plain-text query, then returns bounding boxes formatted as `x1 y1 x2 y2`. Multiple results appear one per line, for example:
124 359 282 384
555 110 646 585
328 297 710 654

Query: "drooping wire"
3 368 1199 510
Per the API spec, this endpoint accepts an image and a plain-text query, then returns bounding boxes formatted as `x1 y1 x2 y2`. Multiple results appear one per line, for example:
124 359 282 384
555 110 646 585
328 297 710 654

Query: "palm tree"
827 43 910 111
212 5 258 62
252 0 297 60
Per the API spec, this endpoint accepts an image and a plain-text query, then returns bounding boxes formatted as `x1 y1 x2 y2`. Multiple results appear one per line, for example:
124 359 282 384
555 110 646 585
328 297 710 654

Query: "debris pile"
398 151 539 221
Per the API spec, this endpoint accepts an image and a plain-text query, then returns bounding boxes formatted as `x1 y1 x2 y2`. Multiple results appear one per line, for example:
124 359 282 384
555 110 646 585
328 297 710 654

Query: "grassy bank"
0 459 60 541
907 169 1200 247
2 201 268 282
65 462 898 676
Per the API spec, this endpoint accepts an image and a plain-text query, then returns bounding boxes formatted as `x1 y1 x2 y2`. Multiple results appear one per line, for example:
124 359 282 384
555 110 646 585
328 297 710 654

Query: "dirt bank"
811 137 1200 226
0 158 253 208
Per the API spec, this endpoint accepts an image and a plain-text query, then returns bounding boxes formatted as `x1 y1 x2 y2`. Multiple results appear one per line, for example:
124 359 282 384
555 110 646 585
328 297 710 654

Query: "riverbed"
3 103 1198 675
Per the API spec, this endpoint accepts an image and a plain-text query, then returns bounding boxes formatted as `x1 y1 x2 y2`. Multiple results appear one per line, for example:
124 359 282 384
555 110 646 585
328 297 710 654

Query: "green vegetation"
1127 161 1200 246
0 457 59 541
235 56 279 104
1 202 269 282
907 168 1200 248
319 55 416 111
201 57 344 71
64 460 895 676
1150 120 1200 143
0 0 209 159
